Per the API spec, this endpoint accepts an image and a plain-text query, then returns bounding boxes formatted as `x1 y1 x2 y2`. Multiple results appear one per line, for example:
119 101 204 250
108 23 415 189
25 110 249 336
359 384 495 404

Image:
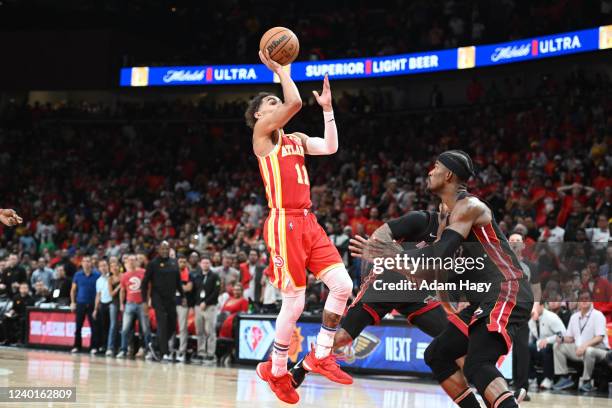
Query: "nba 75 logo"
243 325 263 352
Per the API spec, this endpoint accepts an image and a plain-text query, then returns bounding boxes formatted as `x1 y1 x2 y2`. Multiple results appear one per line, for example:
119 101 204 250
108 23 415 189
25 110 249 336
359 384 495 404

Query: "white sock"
271 342 289 377
315 324 337 359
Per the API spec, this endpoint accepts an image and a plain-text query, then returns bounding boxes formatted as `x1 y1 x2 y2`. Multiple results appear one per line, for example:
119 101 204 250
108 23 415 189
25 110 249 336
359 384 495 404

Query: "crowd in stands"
0 66 609 390
2 1 610 66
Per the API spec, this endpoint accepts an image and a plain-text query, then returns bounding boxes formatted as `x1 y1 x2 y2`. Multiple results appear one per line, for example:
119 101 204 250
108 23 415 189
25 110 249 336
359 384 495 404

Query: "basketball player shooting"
350 150 534 408
245 50 353 404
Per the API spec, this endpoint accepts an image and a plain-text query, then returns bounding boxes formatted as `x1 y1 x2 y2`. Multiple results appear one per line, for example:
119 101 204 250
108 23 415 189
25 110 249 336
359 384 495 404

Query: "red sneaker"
256 361 300 404
302 348 353 385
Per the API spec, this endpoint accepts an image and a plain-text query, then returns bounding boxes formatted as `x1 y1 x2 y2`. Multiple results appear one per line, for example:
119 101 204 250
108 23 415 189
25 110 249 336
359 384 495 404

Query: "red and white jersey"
257 130 312 210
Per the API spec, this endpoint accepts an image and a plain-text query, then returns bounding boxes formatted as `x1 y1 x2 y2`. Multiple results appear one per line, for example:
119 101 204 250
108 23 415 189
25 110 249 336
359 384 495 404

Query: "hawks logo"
273 255 285 268
244 325 264 352
288 327 304 363
340 331 381 364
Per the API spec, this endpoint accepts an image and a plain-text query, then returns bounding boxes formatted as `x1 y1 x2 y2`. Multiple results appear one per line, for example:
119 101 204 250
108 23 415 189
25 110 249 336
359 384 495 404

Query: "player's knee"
424 339 458 382
327 268 352 298
280 292 305 321
462 356 479 384
463 357 499 393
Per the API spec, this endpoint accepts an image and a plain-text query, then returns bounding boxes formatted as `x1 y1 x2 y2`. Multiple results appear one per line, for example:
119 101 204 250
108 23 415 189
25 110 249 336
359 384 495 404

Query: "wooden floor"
0 347 609 407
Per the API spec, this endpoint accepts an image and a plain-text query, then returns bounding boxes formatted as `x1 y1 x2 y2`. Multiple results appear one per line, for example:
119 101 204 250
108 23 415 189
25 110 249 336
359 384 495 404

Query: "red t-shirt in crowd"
121 268 146 304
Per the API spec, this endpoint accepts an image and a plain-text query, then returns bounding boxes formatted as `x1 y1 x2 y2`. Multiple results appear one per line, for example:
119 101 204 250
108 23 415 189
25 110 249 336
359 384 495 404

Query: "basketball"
259 27 299 66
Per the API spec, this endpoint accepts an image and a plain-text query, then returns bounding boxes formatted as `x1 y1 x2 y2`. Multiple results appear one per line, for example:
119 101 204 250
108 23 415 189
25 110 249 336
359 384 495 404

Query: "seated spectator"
599 246 612 282
30 257 54 289
528 302 567 390
50 265 71 305
218 283 248 340
581 260 612 319
32 281 51 306
552 291 610 392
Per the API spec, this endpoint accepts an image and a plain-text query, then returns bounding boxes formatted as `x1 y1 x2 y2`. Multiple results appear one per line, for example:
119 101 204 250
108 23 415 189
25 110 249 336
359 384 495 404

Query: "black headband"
437 150 475 181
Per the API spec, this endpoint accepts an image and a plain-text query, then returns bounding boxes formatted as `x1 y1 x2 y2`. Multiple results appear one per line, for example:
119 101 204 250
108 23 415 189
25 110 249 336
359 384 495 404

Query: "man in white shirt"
528 302 567 389
552 291 609 392
585 214 610 251
538 216 565 256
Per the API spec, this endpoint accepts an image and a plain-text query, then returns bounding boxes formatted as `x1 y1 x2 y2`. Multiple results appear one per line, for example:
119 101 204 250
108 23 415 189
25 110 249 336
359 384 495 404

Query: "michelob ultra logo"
130 67 149 87
600 25 612 49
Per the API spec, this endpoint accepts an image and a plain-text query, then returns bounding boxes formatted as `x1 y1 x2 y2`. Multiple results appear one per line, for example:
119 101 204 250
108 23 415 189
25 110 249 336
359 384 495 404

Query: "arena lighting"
120 25 612 87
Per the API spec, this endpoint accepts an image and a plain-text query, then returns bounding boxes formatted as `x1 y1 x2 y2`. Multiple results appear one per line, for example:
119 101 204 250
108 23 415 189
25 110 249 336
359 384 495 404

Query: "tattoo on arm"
371 223 394 242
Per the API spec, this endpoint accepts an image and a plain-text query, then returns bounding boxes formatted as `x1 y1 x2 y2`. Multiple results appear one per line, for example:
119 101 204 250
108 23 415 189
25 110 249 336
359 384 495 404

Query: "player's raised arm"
295 75 338 156
253 50 302 135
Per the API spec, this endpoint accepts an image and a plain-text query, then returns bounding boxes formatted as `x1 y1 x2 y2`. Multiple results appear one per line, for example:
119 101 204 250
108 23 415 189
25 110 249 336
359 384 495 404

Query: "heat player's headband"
437 150 475 181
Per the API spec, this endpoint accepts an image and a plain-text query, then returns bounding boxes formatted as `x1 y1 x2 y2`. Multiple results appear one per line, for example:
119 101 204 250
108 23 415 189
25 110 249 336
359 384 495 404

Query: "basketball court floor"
0 347 609 407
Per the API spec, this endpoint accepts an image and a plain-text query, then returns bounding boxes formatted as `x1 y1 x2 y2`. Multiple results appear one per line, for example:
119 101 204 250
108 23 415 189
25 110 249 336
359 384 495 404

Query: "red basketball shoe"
302 347 353 385
256 360 300 404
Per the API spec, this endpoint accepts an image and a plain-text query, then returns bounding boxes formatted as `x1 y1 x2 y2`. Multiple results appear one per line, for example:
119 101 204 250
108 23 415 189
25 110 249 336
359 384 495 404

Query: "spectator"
213 253 240 293
30 257 54 289
93 259 112 355
528 302 567 390
538 215 565 256
364 208 383 237
192 257 220 363
50 265 71 305
70 256 100 354
243 194 263 226
118 254 152 360
599 246 612 282
32 280 50 306
240 249 264 304
106 260 122 356
260 267 280 314
552 291 610 392
172 254 194 363
584 214 610 251
547 292 572 329
217 282 248 340
19 230 37 256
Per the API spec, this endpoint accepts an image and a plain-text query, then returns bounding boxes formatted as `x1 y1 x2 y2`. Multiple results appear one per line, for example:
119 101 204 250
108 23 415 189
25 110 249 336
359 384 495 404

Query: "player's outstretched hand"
349 235 402 263
259 50 282 74
312 74 332 112
0 209 23 227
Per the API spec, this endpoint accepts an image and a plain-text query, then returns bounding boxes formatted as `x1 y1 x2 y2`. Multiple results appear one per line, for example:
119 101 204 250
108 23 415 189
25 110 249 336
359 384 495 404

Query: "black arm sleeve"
400 229 464 261
387 211 430 241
